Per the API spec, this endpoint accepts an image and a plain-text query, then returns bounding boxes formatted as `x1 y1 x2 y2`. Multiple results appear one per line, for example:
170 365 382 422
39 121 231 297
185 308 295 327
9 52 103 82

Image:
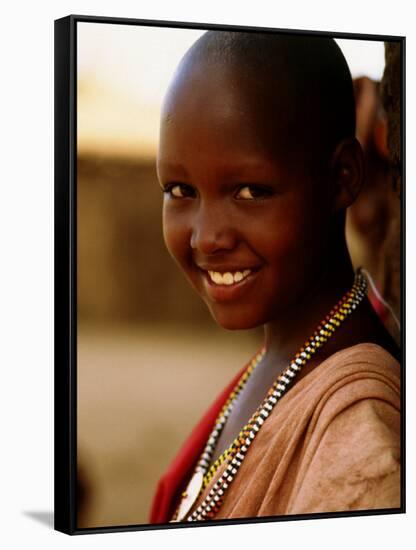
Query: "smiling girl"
149 31 401 524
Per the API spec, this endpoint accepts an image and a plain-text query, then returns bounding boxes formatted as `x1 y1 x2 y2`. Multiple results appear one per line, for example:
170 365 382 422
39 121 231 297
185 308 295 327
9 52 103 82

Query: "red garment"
149 358 254 524
368 288 388 323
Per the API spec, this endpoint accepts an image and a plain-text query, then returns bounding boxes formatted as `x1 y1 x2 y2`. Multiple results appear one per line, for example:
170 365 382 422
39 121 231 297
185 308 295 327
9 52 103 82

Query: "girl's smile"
199 266 262 302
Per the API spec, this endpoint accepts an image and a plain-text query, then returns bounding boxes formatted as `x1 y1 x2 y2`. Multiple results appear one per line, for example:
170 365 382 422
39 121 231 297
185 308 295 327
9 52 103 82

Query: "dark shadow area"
23 510 54 528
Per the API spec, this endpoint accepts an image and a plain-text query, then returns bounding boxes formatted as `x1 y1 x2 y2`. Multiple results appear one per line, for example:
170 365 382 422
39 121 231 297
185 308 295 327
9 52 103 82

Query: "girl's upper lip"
196 263 261 272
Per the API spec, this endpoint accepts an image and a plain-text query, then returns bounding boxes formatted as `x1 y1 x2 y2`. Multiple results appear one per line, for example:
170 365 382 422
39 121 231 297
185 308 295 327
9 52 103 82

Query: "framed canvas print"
54 14 405 535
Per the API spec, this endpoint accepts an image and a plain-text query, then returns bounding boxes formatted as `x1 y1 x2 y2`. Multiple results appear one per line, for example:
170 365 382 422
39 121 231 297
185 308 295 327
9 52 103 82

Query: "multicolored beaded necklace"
171 269 368 522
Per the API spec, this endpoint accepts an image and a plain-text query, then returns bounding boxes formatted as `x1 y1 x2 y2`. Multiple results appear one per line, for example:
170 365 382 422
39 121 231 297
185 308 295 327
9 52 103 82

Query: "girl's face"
157 64 334 330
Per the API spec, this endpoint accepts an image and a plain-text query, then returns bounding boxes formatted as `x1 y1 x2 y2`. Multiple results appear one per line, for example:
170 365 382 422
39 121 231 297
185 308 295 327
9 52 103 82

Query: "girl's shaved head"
166 31 356 174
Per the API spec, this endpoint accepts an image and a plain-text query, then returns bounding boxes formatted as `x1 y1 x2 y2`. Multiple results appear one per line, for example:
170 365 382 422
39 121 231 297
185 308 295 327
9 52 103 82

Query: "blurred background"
76 23 401 528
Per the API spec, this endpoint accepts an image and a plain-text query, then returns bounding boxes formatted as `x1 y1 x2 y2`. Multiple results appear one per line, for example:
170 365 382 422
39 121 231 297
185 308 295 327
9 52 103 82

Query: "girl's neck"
263 240 355 366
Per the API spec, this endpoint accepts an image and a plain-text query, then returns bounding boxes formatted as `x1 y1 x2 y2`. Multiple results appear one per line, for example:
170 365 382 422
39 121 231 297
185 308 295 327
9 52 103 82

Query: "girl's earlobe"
330 137 365 212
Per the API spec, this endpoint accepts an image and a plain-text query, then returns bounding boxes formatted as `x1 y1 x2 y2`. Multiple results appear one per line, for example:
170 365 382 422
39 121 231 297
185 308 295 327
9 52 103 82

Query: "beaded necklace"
171 270 368 522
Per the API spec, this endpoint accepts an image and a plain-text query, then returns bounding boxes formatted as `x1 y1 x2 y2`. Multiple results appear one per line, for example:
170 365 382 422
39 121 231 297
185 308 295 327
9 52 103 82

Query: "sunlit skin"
156 55 399 460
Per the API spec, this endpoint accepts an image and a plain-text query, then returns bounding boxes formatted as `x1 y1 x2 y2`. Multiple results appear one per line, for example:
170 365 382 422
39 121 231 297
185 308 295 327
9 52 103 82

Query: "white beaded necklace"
171 270 368 522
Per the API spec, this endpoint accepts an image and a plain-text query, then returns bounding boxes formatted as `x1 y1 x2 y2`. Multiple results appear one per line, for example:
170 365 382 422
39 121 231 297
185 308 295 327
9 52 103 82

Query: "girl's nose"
190 203 237 255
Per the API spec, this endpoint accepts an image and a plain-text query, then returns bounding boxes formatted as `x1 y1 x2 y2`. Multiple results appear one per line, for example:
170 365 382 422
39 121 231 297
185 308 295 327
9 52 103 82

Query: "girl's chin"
207 307 263 331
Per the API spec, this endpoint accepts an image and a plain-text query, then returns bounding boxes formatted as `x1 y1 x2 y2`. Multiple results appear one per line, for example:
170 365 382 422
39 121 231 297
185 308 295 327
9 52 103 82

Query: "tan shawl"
188 343 401 519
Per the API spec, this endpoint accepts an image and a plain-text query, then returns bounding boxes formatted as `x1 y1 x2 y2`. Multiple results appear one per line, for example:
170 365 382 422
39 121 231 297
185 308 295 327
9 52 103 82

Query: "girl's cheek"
163 218 189 263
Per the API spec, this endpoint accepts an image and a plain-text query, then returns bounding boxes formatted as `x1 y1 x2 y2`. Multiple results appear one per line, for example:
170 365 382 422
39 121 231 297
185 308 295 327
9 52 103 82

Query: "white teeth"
212 272 223 285
207 269 252 285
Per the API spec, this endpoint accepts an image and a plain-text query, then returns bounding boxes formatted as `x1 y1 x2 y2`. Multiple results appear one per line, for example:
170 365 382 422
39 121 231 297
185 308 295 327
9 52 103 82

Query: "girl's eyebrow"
217 161 275 179
219 161 285 185
158 158 280 179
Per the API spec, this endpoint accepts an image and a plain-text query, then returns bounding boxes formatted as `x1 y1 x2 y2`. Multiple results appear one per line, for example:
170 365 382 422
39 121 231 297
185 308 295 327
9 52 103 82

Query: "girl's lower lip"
200 269 260 302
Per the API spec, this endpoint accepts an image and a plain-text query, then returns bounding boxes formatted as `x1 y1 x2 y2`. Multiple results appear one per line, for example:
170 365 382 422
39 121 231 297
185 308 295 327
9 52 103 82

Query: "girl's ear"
329 137 365 212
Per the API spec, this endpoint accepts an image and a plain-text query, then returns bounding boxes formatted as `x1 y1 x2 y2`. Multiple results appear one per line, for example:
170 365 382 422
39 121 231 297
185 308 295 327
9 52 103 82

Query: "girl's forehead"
165 59 296 118
161 63 300 159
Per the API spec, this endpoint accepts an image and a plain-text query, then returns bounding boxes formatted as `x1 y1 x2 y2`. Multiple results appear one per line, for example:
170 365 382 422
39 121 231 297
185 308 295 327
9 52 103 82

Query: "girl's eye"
235 185 272 200
164 183 195 199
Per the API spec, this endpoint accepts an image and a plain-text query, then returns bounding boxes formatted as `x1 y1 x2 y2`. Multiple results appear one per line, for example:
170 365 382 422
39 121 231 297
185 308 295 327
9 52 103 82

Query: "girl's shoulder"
279 341 401 436
321 341 400 369
308 341 400 394
285 343 401 513
298 342 401 444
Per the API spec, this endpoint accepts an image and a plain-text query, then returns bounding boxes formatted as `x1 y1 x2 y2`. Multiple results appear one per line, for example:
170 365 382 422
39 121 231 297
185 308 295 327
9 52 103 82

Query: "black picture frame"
54 14 405 535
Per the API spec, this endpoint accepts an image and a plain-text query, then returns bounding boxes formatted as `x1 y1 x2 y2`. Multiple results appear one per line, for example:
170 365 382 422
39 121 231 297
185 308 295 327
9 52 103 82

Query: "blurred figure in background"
347 76 400 343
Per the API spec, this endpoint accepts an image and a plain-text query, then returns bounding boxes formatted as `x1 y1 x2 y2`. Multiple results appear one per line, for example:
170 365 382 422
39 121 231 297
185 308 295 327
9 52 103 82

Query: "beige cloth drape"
187 343 401 519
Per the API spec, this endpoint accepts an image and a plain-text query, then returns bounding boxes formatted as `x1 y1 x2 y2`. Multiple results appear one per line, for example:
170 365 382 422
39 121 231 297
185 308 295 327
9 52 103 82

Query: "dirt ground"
77 323 261 528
